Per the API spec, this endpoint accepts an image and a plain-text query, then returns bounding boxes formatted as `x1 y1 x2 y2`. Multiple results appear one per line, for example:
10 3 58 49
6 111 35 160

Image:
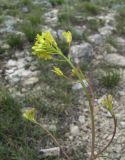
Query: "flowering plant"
23 31 117 160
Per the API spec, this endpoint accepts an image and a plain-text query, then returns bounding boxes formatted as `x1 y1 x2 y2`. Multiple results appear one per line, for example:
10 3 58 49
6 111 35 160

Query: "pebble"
70 124 80 136
22 77 39 86
78 116 85 124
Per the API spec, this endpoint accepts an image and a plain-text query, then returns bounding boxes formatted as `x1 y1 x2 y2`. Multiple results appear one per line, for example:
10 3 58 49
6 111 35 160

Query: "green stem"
60 53 96 159
89 100 95 160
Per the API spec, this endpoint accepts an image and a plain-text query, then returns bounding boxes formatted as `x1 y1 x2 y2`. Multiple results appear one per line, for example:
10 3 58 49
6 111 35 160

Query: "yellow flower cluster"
32 32 58 60
32 31 72 60
101 95 113 112
52 67 64 77
62 31 72 45
23 108 36 122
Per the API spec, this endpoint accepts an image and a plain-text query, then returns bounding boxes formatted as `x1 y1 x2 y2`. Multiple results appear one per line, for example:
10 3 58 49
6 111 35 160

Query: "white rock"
29 65 37 71
73 25 86 35
88 34 103 45
7 60 17 67
15 51 25 58
44 9 58 27
72 82 82 90
72 80 89 90
104 53 125 67
40 147 60 157
70 124 79 136
78 116 85 124
70 43 94 61
21 70 32 77
120 121 125 128
1 43 10 50
6 68 16 74
9 77 20 85
116 37 125 47
25 56 33 62
98 25 115 37
17 59 26 69
49 125 57 132
13 68 25 76
22 77 39 86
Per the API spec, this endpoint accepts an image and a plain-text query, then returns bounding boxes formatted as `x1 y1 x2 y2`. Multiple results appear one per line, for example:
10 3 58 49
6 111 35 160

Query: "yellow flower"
42 31 57 47
32 31 59 60
62 31 72 44
101 95 113 112
71 68 78 76
23 108 36 122
52 67 64 77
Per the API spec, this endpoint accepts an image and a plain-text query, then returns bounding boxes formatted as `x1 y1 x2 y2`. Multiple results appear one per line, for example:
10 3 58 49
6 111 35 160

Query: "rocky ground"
0 0 125 160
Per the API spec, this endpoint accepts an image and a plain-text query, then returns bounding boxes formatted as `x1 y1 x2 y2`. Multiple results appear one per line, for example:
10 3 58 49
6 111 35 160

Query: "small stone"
98 25 115 37
72 80 88 90
9 77 20 85
7 60 17 67
40 147 60 157
25 56 33 62
119 91 125 96
78 116 85 124
15 51 25 58
21 70 32 77
88 34 103 45
6 68 16 74
17 59 26 69
106 111 112 118
70 43 94 62
23 77 39 86
21 6 29 13
72 82 82 90
69 136 73 140
73 25 86 35
120 121 125 128
21 88 27 93
44 9 58 27
70 124 79 136
49 125 57 132
29 65 37 71
1 43 10 50
104 53 125 67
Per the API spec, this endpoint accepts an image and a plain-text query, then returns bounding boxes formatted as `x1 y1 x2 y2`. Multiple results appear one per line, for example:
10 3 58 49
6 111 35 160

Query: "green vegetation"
58 8 76 27
86 19 105 32
57 40 69 56
75 1 101 15
7 34 24 49
49 0 65 6
20 0 32 6
0 15 4 24
106 36 117 48
115 7 125 36
0 88 45 160
27 14 43 26
20 22 40 42
101 69 121 88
